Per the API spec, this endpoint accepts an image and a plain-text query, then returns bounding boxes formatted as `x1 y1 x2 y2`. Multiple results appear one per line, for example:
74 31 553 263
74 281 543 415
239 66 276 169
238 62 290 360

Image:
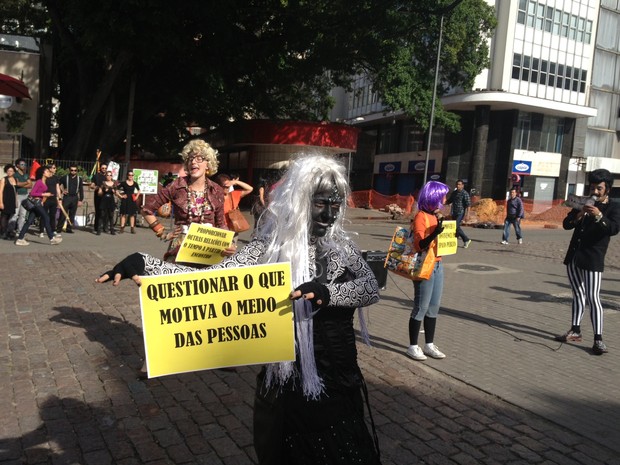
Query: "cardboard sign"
176 223 235 265
108 161 121 180
437 220 457 256
139 262 294 377
134 169 159 195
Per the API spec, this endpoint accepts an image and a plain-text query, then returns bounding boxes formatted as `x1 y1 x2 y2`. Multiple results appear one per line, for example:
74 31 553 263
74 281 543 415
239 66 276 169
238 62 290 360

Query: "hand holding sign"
176 223 236 265
139 262 294 377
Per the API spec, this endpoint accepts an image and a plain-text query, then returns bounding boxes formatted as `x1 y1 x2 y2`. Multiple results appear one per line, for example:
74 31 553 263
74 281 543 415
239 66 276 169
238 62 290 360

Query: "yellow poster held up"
437 220 457 256
139 262 294 378
176 223 235 265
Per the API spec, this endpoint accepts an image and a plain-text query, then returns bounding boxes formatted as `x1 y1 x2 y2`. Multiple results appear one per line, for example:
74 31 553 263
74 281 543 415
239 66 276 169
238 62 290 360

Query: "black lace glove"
294 281 331 310
419 220 444 250
100 252 146 282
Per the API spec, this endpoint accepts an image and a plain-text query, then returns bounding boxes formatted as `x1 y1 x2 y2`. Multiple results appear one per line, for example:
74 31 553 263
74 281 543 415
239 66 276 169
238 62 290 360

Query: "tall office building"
338 1 620 202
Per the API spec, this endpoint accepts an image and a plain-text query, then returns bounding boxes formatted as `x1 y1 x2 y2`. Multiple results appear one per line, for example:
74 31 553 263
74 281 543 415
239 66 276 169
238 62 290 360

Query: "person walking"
38 163 61 238
445 179 471 248
12 158 32 234
406 180 450 361
57 164 84 234
555 169 620 355
501 188 524 245
96 154 382 465
15 165 63 246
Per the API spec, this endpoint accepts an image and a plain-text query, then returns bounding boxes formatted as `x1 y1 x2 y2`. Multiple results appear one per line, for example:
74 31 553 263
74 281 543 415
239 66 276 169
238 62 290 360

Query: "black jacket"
563 200 620 271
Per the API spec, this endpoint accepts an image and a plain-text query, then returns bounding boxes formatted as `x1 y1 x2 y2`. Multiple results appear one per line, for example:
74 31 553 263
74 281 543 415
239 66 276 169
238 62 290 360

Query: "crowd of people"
2 144 619 464
0 152 266 246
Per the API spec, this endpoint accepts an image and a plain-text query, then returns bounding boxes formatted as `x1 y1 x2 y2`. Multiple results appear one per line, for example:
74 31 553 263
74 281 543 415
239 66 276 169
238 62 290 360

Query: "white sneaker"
423 343 446 359
518 238 523 244
406 345 427 361
50 236 63 245
501 240 508 245
39 232 45 238
15 238 30 246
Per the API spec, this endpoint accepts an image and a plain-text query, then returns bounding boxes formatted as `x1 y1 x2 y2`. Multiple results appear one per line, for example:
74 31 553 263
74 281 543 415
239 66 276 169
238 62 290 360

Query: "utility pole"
423 13 444 185
422 0 465 185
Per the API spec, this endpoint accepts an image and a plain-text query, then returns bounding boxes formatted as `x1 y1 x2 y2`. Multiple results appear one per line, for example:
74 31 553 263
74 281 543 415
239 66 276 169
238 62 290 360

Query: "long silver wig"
256 153 351 288
256 153 353 399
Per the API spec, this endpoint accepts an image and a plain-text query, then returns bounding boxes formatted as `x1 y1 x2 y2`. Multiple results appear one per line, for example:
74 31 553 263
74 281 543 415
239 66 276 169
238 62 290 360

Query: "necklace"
186 183 212 222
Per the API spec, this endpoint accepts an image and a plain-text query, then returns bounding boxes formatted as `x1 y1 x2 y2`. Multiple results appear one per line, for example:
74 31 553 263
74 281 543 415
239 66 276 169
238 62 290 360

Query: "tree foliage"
0 0 495 160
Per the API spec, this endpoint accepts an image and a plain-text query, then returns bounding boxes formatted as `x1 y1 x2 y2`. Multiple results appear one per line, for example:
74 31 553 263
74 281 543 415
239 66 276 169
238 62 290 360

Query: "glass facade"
517 0 592 43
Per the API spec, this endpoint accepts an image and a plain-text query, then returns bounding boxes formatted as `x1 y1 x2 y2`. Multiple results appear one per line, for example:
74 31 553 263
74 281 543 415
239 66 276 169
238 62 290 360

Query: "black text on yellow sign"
437 220 457 256
139 262 294 377
176 223 235 265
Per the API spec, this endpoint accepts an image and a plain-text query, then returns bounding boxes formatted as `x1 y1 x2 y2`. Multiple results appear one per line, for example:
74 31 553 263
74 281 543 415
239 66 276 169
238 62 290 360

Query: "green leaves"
2 0 495 156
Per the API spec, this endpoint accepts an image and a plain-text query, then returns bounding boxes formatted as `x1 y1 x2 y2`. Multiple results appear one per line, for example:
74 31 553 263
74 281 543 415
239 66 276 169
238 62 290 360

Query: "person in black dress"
118 171 140 234
0 164 18 239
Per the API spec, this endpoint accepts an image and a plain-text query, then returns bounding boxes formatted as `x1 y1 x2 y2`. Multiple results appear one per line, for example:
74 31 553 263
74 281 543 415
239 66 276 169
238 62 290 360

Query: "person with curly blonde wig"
142 139 234 263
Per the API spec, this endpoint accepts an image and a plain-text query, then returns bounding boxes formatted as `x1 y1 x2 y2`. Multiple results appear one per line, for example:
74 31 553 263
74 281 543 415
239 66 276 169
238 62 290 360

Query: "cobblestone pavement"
1 209 619 464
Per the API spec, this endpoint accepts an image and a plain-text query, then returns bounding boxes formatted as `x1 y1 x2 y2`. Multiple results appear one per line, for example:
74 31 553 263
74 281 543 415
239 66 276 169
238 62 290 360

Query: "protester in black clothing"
0 164 17 239
118 171 140 234
90 162 108 233
96 171 121 235
555 169 620 355
57 164 84 233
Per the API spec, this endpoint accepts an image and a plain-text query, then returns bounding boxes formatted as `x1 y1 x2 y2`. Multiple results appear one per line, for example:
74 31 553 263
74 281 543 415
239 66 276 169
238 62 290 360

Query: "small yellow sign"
437 220 457 256
176 223 235 265
139 262 295 377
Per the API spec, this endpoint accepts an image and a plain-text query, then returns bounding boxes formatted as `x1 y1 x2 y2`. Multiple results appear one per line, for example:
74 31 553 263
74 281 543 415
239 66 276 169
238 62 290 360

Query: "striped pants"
566 259 604 335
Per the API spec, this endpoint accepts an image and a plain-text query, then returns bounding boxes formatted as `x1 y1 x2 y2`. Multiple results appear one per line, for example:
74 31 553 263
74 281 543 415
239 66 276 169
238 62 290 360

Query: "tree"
1 0 495 160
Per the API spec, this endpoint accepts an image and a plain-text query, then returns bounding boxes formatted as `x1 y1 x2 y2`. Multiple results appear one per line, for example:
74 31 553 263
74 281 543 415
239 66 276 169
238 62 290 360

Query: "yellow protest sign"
139 262 294 378
437 220 457 256
176 223 235 265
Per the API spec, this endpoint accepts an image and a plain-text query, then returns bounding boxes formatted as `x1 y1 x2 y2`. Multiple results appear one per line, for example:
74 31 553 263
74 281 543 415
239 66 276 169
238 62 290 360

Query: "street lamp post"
423 13 444 185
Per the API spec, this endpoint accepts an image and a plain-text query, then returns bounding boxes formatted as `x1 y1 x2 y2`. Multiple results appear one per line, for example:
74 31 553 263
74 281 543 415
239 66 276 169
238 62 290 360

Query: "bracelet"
148 219 161 230
152 223 165 236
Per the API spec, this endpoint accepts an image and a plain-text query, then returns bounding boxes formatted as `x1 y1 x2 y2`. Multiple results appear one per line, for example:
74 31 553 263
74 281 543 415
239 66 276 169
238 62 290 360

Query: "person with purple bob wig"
406 180 450 361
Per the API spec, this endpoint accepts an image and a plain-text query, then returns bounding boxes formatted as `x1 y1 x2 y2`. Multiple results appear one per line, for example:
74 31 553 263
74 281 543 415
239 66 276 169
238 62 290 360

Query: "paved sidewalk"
1 210 619 464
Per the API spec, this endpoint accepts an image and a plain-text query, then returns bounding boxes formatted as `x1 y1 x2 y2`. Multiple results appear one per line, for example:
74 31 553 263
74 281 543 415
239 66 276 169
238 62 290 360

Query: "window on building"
516 112 531 150
518 2 592 43
511 53 587 93
403 124 425 152
378 125 400 154
539 116 565 152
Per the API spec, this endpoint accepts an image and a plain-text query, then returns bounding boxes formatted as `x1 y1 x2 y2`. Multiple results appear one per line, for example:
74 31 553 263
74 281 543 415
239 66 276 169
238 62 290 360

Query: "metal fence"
13 157 129 181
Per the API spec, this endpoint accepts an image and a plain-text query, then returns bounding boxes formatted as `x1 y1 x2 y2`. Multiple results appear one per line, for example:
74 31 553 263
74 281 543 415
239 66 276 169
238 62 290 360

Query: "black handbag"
21 196 40 211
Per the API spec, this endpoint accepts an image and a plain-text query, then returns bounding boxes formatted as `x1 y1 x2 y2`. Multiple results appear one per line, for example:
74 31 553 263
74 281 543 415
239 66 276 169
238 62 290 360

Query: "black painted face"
311 186 342 237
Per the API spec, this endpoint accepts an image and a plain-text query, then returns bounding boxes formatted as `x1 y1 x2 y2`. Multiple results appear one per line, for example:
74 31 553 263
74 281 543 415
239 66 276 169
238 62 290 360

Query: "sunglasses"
70 170 77 172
